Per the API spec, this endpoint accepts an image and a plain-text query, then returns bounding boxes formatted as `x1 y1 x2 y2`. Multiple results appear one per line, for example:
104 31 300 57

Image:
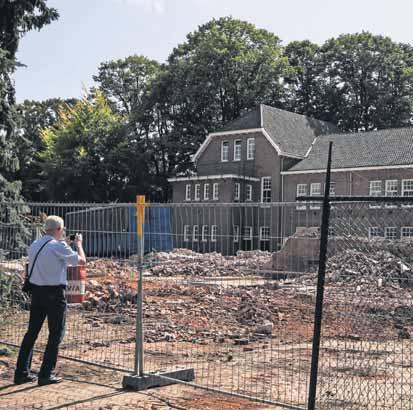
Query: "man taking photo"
14 215 86 386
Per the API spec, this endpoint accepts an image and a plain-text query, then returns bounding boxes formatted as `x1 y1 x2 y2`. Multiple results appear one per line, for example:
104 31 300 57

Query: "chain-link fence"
316 200 413 409
0 201 322 409
140 202 322 409
4 198 413 409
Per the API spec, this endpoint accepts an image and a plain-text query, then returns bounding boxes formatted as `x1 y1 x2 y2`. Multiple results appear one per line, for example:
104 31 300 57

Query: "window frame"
211 225 218 242
192 225 199 242
260 226 270 241
401 226 413 240
310 183 322 210
402 179 413 208
261 177 272 203
368 227 382 239
204 183 210 200
185 184 191 201
194 183 201 201
233 139 242 161
384 226 397 240
183 225 190 242
247 138 255 160
221 141 229 162
369 180 382 209
234 182 240 201
385 180 398 208
201 225 209 242
246 184 252 201
233 225 239 243
213 183 219 200
296 184 307 210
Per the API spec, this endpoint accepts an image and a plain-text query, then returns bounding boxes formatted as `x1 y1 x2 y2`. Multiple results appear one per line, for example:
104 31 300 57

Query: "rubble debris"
326 249 413 284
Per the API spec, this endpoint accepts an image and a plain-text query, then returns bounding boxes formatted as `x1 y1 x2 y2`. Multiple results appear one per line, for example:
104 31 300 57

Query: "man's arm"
74 234 86 265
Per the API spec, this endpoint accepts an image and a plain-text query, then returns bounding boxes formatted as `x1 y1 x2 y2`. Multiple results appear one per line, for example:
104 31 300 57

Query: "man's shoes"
38 374 63 386
14 373 37 385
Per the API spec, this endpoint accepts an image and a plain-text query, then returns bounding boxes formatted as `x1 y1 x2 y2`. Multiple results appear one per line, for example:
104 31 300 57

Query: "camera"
69 234 76 241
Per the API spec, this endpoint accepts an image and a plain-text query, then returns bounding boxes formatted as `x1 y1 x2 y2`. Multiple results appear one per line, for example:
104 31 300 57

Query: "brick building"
168 105 413 252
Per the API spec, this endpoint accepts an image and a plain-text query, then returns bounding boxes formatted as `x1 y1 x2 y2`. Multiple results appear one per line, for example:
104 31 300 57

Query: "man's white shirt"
28 235 80 286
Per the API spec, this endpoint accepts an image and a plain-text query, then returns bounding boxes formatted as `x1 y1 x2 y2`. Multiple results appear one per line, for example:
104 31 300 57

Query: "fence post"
307 142 333 410
135 195 146 376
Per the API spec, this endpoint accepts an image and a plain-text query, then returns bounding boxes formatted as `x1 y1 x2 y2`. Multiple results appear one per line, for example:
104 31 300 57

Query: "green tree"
284 40 324 118
319 32 413 131
15 98 77 200
0 0 58 257
93 55 160 115
39 92 149 202
93 55 172 200
163 17 292 166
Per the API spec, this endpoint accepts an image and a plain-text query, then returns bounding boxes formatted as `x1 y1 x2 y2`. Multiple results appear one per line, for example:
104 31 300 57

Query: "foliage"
39 92 146 201
286 33 413 131
14 98 77 200
0 0 58 257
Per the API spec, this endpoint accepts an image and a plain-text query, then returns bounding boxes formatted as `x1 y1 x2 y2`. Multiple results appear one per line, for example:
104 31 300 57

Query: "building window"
247 138 255 160
310 183 322 210
234 183 240 201
202 225 209 242
296 184 307 210
183 225 190 242
369 180 382 208
310 183 322 196
385 180 398 208
369 180 382 196
260 227 270 241
242 226 253 240
385 180 398 196
329 182 336 196
192 225 199 242
204 184 210 200
401 227 413 240
233 226 239 243
211 225 218 242
261 177 272 202
385 227 397 240
246 184 252 201
221 141 229 162
194 184 201 201
185 184 191 201
213 183 219 200
402 180 413 207
369 227 382 239
234 140 242 161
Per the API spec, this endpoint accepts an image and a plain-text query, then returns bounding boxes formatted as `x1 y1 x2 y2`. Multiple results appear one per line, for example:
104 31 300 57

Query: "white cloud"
112 0 165 14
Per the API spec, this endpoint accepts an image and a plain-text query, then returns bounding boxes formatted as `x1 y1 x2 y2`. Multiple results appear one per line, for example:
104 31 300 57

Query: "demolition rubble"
2 244 413 342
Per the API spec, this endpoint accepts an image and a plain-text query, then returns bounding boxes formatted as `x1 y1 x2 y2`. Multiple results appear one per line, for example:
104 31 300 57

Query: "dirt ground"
0 346 281 410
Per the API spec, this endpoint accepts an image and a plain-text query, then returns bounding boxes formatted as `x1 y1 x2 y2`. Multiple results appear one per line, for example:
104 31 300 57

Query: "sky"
14 0 413 103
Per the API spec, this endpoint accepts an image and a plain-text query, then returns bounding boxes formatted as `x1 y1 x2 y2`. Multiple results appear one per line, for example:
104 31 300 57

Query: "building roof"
286 127 413 173
219 104 338 157
193 105 338 162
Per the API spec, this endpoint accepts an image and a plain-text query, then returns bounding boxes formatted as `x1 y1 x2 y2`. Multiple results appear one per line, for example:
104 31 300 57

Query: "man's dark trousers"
15 285 66 379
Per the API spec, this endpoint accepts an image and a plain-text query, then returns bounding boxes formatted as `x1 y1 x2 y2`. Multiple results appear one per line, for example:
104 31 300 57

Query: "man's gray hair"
45 215 64 232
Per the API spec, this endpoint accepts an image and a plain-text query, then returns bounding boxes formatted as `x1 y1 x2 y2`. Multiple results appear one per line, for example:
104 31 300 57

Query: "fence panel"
0 200 322 409
0 201 142 372
141 202 321 408
318 201 413 409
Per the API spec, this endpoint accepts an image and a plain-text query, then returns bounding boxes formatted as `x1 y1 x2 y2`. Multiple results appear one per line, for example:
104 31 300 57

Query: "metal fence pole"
307 142 333 410
134 195 146 376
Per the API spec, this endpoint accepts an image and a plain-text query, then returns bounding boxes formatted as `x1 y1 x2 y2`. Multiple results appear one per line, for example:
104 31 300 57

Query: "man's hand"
74 233 86 265
74 233 83 248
